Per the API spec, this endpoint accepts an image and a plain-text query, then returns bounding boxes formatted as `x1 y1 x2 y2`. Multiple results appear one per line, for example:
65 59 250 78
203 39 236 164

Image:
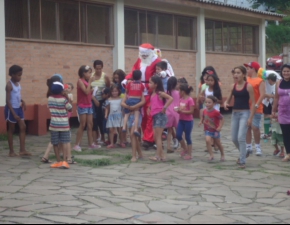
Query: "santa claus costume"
123 43 162 148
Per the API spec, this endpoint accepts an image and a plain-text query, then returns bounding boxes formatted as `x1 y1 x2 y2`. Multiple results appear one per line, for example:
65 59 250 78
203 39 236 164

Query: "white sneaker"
173 139 179 149
73 145 82 152
247 146 253 155
256 146 263 156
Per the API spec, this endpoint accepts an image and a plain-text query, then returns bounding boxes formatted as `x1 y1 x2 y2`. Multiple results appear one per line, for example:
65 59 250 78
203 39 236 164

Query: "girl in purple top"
148 76 173 162
273 64 290 162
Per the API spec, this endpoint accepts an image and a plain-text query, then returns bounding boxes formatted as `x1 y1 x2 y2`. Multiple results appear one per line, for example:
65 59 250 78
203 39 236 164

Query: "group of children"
6 61 286 169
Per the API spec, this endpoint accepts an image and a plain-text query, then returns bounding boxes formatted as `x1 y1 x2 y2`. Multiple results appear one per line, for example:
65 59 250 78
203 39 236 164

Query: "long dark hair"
207 74 222 100
281 64 290 79
151 76 164 93
179 84 193 95
202 66 220 82
113 69 126 84
167 77 177 96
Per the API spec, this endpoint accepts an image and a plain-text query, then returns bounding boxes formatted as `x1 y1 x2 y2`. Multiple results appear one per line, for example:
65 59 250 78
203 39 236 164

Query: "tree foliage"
249 0 290 11
249 0 290 54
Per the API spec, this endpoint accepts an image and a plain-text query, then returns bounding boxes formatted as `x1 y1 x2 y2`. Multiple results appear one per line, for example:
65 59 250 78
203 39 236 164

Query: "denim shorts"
51 131 71 145
128 114 142 129
124 98 141 114
252 113 262 128
5 106 24 123
153 113 168 129
77 106 93 115
205 130 221 139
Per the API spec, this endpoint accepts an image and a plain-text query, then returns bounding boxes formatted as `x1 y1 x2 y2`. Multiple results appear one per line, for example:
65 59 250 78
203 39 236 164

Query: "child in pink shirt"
176 84 195 160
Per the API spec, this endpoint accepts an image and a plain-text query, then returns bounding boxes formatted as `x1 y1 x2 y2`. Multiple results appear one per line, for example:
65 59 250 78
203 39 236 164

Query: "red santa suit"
125 44 162 144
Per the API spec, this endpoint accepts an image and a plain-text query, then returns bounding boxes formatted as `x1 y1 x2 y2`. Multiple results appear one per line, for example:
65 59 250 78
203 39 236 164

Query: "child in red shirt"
123 70 145 137
199 96 225 162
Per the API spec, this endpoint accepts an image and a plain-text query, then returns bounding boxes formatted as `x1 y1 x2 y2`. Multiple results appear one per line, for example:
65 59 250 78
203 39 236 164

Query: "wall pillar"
259 19 266 68
0 0 6 134
113 0 125 71
196 8 206 96
0 0 5 107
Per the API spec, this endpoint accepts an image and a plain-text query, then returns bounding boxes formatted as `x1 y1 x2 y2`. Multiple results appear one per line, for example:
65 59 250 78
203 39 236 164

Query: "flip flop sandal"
273 150 280 156
239 164 246 169
9 153 19 157
149 156 161 162
180 151 187 157
41 158 52 164
279 153 285 158
67 156 77 165
183 155 193 161
19 151 32 157
134 132 141 137
208 157 215 162
167 149 174 154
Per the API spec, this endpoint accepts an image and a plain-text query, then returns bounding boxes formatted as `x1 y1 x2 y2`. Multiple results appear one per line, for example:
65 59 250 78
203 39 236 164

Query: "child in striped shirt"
48 82 72 169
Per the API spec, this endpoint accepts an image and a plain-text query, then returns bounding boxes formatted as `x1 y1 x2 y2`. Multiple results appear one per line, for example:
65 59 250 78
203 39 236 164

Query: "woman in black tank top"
224 66 256 169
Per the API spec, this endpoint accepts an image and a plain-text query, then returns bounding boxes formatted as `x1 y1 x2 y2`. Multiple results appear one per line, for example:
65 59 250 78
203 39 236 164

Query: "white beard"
139 51 155 68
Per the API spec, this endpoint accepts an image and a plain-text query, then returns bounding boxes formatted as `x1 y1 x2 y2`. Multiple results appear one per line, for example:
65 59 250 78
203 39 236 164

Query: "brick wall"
125 48 197 97
6 40 113 105
206 53 259 97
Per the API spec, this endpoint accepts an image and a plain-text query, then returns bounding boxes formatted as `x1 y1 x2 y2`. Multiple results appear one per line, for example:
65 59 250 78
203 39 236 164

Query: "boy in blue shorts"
5 65 32 157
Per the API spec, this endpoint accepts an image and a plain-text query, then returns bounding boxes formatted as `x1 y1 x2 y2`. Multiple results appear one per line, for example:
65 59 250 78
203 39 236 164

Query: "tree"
248 0 290 11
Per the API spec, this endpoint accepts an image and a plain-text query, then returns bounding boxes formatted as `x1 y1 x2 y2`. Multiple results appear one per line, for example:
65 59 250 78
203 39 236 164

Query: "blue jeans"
231 111 250 165
177 120 194 145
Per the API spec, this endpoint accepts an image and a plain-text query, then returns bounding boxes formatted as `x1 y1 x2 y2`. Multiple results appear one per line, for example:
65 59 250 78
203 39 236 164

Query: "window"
125 8 196 50
5 0 112 45
205 20 258 54
5 0 29 38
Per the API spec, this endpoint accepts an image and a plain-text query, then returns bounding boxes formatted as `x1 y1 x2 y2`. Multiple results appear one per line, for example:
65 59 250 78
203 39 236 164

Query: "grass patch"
0 134 8 141
75 158 112 167
49 152 132 168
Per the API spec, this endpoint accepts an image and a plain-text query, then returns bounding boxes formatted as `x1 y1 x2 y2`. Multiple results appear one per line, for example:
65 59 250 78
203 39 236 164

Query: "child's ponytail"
179 84 194 95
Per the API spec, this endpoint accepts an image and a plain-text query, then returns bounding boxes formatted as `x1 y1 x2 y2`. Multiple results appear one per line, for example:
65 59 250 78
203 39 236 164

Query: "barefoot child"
5 65 32 157
177 84 195 160
48 82 72 169
122 94 146 162
148 76 173 162
122 70 145 137
200 96 225 162
105 85 125 149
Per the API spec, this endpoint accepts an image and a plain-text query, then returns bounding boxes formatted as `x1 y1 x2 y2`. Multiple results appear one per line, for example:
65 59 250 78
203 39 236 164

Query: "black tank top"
233 82 250 110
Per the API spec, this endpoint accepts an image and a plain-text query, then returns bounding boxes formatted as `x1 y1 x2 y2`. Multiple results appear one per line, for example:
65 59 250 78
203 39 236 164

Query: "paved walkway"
0 115 289 224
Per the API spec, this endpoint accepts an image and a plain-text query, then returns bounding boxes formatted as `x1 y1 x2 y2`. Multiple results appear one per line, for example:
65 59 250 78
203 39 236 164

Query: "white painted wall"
196 8 206 96
259 19 266 68
0 0 6 107
113 0 125 70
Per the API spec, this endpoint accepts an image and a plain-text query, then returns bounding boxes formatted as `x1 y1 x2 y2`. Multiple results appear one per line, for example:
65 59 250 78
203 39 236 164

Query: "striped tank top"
91 72 106 101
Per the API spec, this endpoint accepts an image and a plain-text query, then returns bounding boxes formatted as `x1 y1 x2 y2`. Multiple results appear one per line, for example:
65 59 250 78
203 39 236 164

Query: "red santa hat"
139 43 155 55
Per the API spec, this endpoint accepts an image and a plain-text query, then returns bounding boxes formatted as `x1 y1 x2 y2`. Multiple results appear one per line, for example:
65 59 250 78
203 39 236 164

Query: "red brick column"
0 106 6 134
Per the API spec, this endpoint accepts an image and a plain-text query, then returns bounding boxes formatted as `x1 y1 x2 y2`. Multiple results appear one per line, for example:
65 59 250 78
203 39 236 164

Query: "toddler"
199 96 225 162
48 82 72 169
105 85 125 149
5 65 31 157
156 61 169 92
123 70 145 137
